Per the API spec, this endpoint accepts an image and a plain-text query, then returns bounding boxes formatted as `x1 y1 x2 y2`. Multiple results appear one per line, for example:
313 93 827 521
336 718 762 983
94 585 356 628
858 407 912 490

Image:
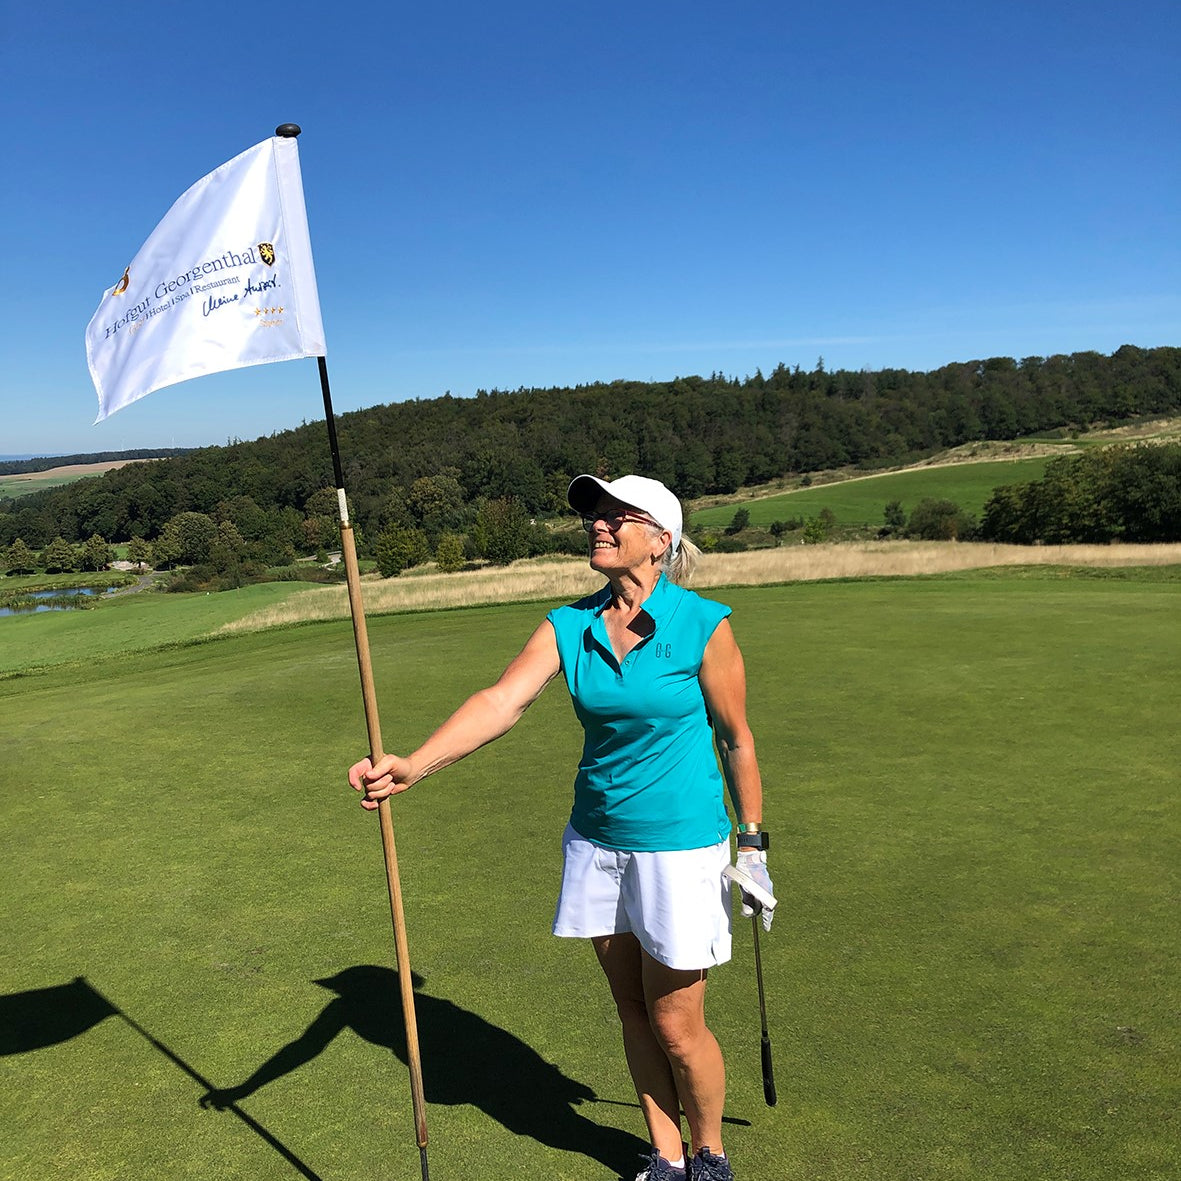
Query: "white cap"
567 474 683 554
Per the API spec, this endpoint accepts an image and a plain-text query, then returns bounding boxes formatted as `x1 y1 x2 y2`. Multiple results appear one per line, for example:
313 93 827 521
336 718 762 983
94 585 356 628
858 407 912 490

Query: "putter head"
722 863 777 911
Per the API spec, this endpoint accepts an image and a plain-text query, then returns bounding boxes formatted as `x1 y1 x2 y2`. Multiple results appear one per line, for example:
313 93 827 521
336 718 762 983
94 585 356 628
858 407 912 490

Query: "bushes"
267 564 346 584
905 499 978 541
881 500 907 536
4 540 36 574
981 443 1181 544
725 508 750 535
164 556 266 593
41 537 77 573
534 529 588 558
802 518 827 545
375 526 431 577
472 498 532 565
435 533 466 573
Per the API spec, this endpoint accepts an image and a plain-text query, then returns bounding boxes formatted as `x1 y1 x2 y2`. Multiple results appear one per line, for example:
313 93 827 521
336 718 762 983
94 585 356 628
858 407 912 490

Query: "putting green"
2 574 1177 1179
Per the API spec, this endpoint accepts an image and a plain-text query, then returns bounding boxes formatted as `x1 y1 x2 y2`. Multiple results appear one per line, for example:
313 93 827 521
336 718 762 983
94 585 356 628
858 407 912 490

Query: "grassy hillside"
692 456 1055 529
691 417 1181 532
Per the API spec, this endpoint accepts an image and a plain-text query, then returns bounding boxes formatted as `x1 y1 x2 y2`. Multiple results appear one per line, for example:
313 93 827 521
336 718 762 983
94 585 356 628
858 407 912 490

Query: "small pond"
0 587 119 618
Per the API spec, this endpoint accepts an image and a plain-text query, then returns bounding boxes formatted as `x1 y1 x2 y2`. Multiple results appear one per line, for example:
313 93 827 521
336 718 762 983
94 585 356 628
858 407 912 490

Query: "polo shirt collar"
590 573 676 623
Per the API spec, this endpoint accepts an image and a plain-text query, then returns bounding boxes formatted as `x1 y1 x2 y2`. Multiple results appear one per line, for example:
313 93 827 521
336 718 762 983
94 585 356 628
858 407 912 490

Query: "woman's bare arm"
699 618 763 828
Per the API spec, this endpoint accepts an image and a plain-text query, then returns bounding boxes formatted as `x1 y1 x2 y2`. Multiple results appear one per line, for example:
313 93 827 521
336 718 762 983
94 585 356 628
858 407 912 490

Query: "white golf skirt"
552 823 733 969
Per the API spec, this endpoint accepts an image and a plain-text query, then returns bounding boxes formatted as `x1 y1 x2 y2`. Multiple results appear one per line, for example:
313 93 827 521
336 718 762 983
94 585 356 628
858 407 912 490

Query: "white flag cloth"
85 135 326 422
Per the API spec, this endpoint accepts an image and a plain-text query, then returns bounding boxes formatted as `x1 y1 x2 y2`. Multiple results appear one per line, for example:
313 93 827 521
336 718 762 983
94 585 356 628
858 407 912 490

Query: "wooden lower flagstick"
316 353 430 1181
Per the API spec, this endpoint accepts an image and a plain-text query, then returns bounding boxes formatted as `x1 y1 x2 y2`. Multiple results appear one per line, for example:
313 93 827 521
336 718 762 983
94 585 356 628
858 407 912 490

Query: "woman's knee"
648 1006 708 1062
612 992 652 1032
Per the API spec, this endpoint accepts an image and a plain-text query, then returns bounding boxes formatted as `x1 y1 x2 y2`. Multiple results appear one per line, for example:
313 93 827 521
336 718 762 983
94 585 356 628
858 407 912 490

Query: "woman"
349 474 773 1181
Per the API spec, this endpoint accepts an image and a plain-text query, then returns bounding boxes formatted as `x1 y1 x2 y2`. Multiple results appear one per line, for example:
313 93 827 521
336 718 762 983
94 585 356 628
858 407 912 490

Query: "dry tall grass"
692 540 1181 586
217 541 1181 635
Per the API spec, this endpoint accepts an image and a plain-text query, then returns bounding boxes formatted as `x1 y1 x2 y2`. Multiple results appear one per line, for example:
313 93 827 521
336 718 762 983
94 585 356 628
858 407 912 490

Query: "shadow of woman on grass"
199 965 645 1174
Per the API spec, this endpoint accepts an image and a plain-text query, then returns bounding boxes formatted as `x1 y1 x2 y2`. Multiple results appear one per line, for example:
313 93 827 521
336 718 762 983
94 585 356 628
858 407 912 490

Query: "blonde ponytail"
663 534 701 585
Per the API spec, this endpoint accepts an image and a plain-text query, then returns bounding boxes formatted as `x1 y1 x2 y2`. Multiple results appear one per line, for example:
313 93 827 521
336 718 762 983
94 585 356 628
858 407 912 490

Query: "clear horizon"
2 1 1176 457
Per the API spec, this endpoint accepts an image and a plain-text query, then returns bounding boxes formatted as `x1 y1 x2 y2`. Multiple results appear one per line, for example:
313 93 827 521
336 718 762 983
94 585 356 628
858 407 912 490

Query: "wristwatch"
736 828 769 850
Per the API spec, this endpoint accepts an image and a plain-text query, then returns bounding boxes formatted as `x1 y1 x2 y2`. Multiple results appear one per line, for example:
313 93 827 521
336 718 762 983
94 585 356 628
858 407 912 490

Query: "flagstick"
316 352 430 1181
279 123 427 1177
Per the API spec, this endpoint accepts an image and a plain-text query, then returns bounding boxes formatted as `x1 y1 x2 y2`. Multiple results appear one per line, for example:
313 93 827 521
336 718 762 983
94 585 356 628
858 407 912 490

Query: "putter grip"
761 1034 777 1107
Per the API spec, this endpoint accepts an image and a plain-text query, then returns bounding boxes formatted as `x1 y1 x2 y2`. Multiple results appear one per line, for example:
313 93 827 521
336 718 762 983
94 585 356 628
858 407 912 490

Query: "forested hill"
3 345 1179 547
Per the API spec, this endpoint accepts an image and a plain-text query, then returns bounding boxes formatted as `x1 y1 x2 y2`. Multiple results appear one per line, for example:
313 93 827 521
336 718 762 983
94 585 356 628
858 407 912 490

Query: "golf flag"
85 134 325 422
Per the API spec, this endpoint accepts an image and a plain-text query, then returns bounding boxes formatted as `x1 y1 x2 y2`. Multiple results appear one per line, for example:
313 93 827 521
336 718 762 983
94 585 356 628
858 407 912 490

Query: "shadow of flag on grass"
0 976 118 1055
2 975 325 1180
201 964 648 1174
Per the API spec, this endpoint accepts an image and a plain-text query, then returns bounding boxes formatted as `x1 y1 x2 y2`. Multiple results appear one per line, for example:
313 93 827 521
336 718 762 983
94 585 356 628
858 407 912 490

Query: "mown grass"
2 572 1178 1180
692 456 1054 528
0 581 315 677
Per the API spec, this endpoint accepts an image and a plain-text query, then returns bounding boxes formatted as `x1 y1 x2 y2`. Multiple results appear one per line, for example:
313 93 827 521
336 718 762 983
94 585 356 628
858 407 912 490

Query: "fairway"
0 580 318 676
2 574 1178 1180
692 456 1054 528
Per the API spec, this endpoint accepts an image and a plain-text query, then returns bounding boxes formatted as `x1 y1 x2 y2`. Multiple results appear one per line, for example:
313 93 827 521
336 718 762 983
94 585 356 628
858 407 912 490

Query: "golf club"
723 863 778 1106
751 914 777 1107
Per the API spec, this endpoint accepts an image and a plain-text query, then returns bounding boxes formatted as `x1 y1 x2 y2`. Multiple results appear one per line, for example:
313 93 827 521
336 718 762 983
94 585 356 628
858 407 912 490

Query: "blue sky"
2 0 1177 457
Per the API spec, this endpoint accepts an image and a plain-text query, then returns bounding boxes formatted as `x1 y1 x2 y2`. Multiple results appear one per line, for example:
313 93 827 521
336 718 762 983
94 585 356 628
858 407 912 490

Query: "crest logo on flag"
258 242 276 266
113 267 130 296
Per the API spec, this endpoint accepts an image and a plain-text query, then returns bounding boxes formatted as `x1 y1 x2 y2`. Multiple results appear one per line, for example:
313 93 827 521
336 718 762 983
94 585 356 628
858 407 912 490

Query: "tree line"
980 443 1181 544
2 345 1179 565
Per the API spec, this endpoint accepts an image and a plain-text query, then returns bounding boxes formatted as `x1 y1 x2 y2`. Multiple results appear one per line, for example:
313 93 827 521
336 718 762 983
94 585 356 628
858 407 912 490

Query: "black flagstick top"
275 123 302 137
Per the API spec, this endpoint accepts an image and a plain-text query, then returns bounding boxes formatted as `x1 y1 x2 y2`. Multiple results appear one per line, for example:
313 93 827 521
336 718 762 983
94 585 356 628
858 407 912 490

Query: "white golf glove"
723 849 776 932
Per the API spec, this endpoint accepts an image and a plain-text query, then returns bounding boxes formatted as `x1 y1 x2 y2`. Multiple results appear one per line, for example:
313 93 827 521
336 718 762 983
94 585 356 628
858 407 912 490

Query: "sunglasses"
580 509 657 533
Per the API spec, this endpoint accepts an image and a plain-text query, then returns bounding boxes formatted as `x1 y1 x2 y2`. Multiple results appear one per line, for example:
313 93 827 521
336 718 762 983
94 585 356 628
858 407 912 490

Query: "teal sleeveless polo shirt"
546 575 733 852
